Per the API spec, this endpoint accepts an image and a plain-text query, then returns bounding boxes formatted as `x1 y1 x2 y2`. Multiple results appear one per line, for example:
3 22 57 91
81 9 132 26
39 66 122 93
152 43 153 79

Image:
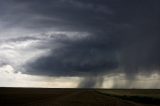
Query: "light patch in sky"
0 65 80 88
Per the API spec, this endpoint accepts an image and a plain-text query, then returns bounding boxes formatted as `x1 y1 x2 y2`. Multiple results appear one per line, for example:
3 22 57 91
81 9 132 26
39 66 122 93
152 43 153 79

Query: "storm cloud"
0 0 160 87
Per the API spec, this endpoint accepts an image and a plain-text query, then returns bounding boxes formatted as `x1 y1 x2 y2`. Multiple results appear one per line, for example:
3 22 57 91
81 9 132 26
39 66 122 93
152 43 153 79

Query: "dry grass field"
0 88 160 106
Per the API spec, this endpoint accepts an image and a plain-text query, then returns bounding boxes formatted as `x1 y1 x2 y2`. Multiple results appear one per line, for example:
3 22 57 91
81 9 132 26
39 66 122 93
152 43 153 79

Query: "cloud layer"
0 0 160 87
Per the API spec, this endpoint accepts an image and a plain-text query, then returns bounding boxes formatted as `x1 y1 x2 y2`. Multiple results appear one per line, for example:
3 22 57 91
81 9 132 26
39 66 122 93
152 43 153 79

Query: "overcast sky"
0 0 160 88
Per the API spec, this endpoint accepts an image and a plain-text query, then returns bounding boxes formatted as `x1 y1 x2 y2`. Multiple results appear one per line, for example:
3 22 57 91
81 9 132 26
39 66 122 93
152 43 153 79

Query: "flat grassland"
0 88 160 106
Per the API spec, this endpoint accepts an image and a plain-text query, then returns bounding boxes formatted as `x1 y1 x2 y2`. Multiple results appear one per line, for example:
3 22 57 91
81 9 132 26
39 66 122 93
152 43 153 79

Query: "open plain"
0 88 160 106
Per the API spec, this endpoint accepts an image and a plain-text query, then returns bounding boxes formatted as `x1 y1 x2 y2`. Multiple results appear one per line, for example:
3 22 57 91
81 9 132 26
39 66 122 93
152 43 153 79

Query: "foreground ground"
0 88 160 106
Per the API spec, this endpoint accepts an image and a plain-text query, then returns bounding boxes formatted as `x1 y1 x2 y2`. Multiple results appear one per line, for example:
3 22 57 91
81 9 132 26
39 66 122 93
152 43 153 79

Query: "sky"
0 0 160 88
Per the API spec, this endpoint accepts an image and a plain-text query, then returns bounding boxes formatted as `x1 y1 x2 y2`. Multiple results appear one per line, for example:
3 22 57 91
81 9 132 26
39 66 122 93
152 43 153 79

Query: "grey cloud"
1 0 160 87
0 59 8 67
25 32 119 76
0 0 114 32
25 0 160 76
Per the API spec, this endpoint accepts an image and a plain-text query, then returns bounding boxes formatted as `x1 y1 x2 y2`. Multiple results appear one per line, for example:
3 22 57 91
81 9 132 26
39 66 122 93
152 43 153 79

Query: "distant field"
97 89 160 98
0 88 160 106
97 89 160 105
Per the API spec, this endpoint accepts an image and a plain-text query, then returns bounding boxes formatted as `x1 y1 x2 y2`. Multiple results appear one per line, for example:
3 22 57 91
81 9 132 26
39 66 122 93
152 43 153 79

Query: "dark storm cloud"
0 0 114 32
2 0 160 84
25 32 119 76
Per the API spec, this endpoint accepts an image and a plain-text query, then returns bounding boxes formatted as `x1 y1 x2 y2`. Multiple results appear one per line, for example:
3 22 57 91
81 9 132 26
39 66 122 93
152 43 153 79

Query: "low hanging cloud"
25 32 119 77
